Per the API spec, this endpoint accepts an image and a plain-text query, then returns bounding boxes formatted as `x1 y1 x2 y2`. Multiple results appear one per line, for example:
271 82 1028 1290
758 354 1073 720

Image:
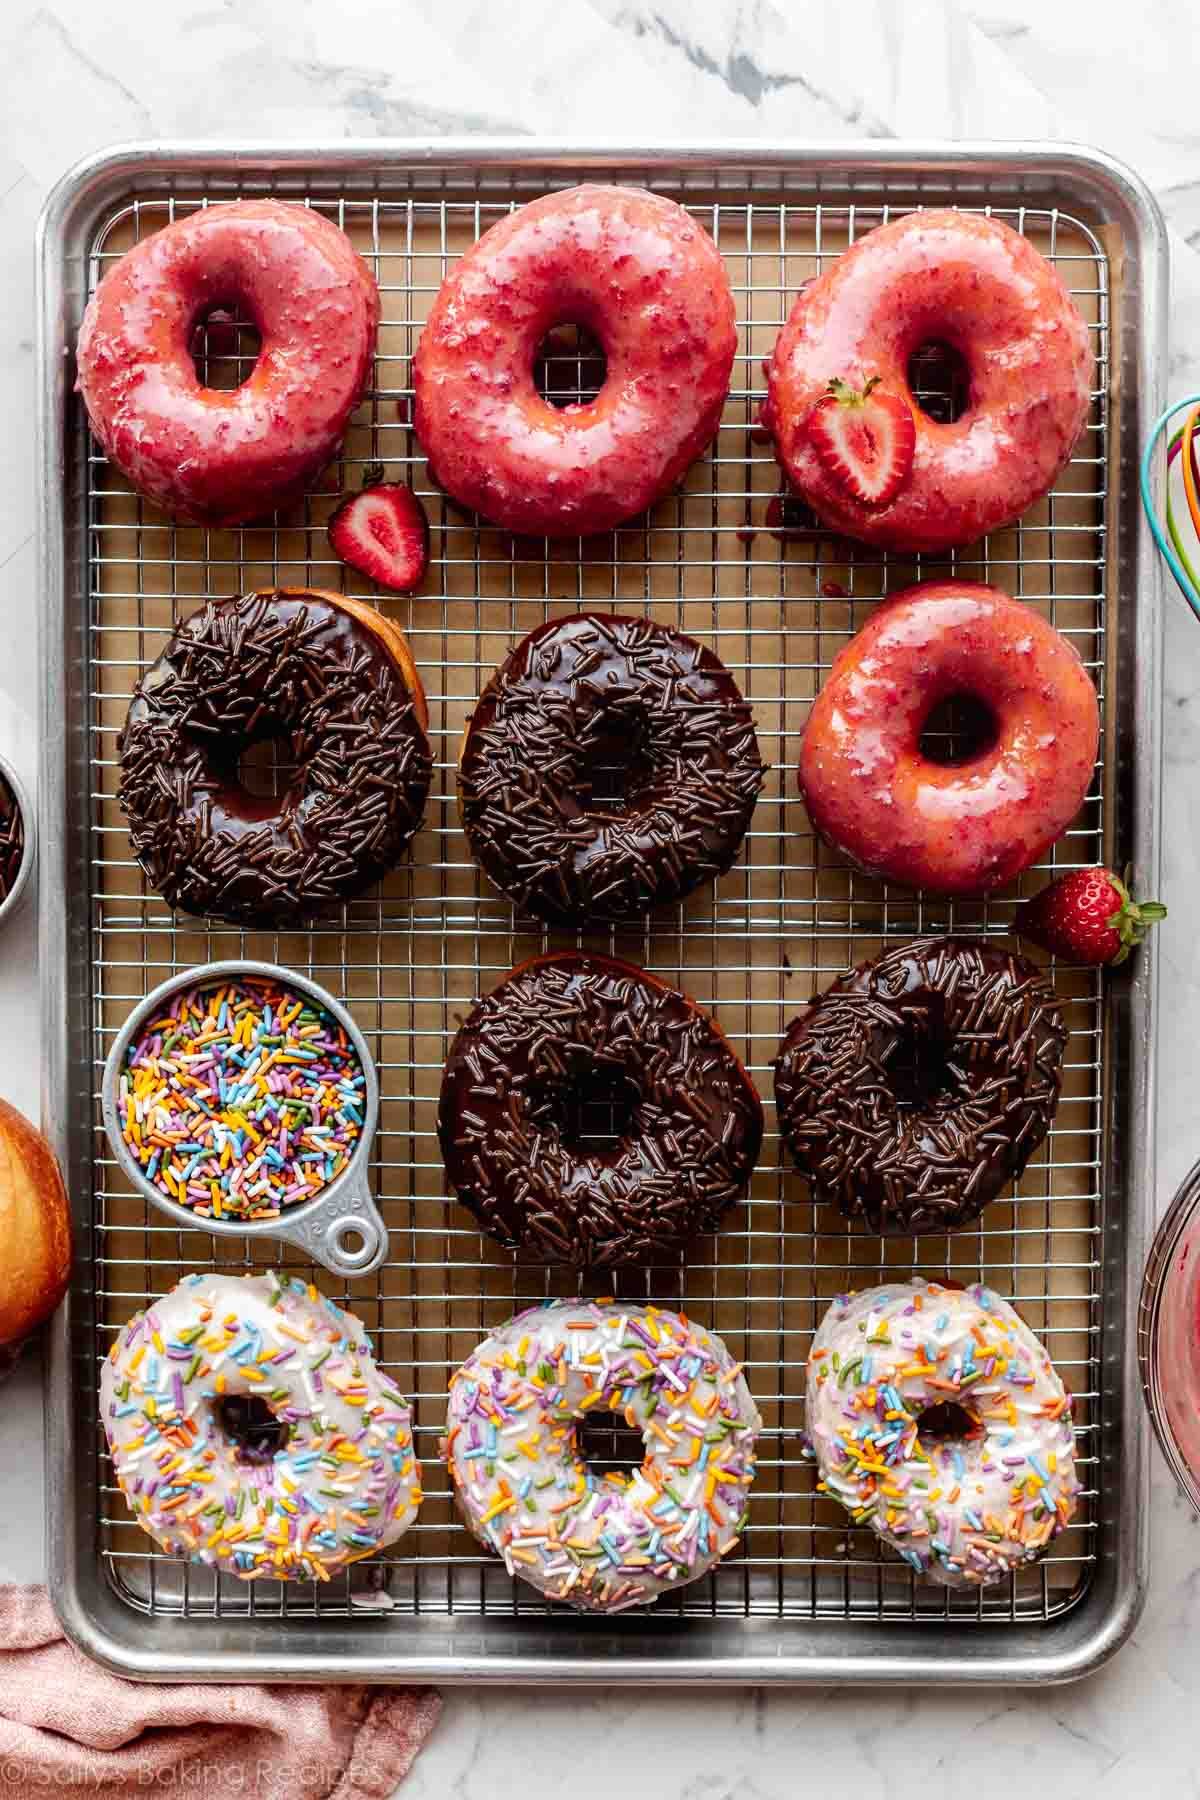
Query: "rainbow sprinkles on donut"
444 1299 762 1613
807 1280 1080 1589
100 1272 423 1583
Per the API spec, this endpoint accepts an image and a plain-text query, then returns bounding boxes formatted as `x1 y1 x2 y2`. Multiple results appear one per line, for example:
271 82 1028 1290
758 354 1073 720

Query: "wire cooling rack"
82 168 1111 1631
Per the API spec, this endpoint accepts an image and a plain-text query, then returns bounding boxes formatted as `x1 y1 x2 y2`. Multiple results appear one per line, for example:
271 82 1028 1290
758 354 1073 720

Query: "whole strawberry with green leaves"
1015 866 1165 967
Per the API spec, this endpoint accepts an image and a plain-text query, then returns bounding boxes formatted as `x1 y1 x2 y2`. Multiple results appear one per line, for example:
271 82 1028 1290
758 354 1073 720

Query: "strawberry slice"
328 482 429 593
804 376 915 507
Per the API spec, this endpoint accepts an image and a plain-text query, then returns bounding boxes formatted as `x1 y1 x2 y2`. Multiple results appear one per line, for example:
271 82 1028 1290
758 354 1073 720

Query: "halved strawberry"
804 376 915 507
328 482 429 594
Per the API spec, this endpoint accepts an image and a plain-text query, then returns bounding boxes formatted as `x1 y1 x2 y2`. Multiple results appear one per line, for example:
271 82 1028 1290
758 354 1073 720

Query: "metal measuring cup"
101 959 388 1279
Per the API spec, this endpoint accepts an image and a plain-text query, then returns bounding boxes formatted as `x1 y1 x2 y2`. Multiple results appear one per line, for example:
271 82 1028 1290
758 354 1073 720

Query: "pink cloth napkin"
0 1587 440 1798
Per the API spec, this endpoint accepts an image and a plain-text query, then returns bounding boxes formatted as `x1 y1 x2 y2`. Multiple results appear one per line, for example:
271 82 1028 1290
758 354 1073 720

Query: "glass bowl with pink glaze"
1139 1158 1200 1512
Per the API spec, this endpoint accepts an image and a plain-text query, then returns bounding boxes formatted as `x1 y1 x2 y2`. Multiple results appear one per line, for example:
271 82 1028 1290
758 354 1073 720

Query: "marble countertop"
4 0 1200 1793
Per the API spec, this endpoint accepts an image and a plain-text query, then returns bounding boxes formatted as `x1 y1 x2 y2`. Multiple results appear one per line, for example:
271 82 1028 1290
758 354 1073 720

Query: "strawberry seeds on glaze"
328 483 429 593
804 376 916 507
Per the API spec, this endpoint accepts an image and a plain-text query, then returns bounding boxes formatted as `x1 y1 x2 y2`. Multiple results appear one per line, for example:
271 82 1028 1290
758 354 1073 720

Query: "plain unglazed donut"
443 1298 761 1611
0 1098 72 1348
99 1272 422 1582
807 1279 1079 1588
413 184 736 537
765 209 1092 552
76 199 379 525
798 581 1099 895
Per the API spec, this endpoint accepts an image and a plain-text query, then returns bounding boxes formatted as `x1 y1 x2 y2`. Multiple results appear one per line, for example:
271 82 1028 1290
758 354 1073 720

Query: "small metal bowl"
1138 1154 1200 1514
101 959 388 1280
0 752 36 929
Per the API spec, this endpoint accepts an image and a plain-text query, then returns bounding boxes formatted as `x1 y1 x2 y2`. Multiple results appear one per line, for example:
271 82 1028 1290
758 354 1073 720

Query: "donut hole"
534 322 607 410
216 1394 290 1465
194 714 305 822
190 302 262 392
884 1007 956 1111
573 703 652 816
918 692 998 767
577 1408 646 1480
234 726 303 807
530 1055 642 1156
916 1399 982 1448
907 338 971 424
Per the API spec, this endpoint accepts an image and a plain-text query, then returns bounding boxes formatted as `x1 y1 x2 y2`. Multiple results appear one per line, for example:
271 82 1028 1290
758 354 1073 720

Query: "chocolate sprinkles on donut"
458 613 765 925
774 937 1066 1236
118 588 432 925
439 952 763 1266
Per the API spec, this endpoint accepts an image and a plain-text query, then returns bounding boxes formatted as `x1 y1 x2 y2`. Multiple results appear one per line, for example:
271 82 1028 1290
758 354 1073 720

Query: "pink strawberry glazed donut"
413 184 736 538
765 210 1093 552
75 200 379 526
799 582 1100 895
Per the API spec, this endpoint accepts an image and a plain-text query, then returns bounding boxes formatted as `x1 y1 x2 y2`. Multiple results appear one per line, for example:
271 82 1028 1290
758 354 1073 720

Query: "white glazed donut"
443 1299 761 1612
100 1271 422 1582
807 1279 1079 1589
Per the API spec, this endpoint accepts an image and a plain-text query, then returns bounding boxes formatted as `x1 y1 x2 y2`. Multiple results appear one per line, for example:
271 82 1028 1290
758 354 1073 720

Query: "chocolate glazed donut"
774 938 1066 1236
118 588 432 925
438 953 763 1265
458 613 765 924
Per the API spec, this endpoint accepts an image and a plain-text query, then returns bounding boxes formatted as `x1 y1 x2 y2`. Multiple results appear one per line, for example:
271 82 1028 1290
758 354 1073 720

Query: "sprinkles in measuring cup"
116 976 365 1222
